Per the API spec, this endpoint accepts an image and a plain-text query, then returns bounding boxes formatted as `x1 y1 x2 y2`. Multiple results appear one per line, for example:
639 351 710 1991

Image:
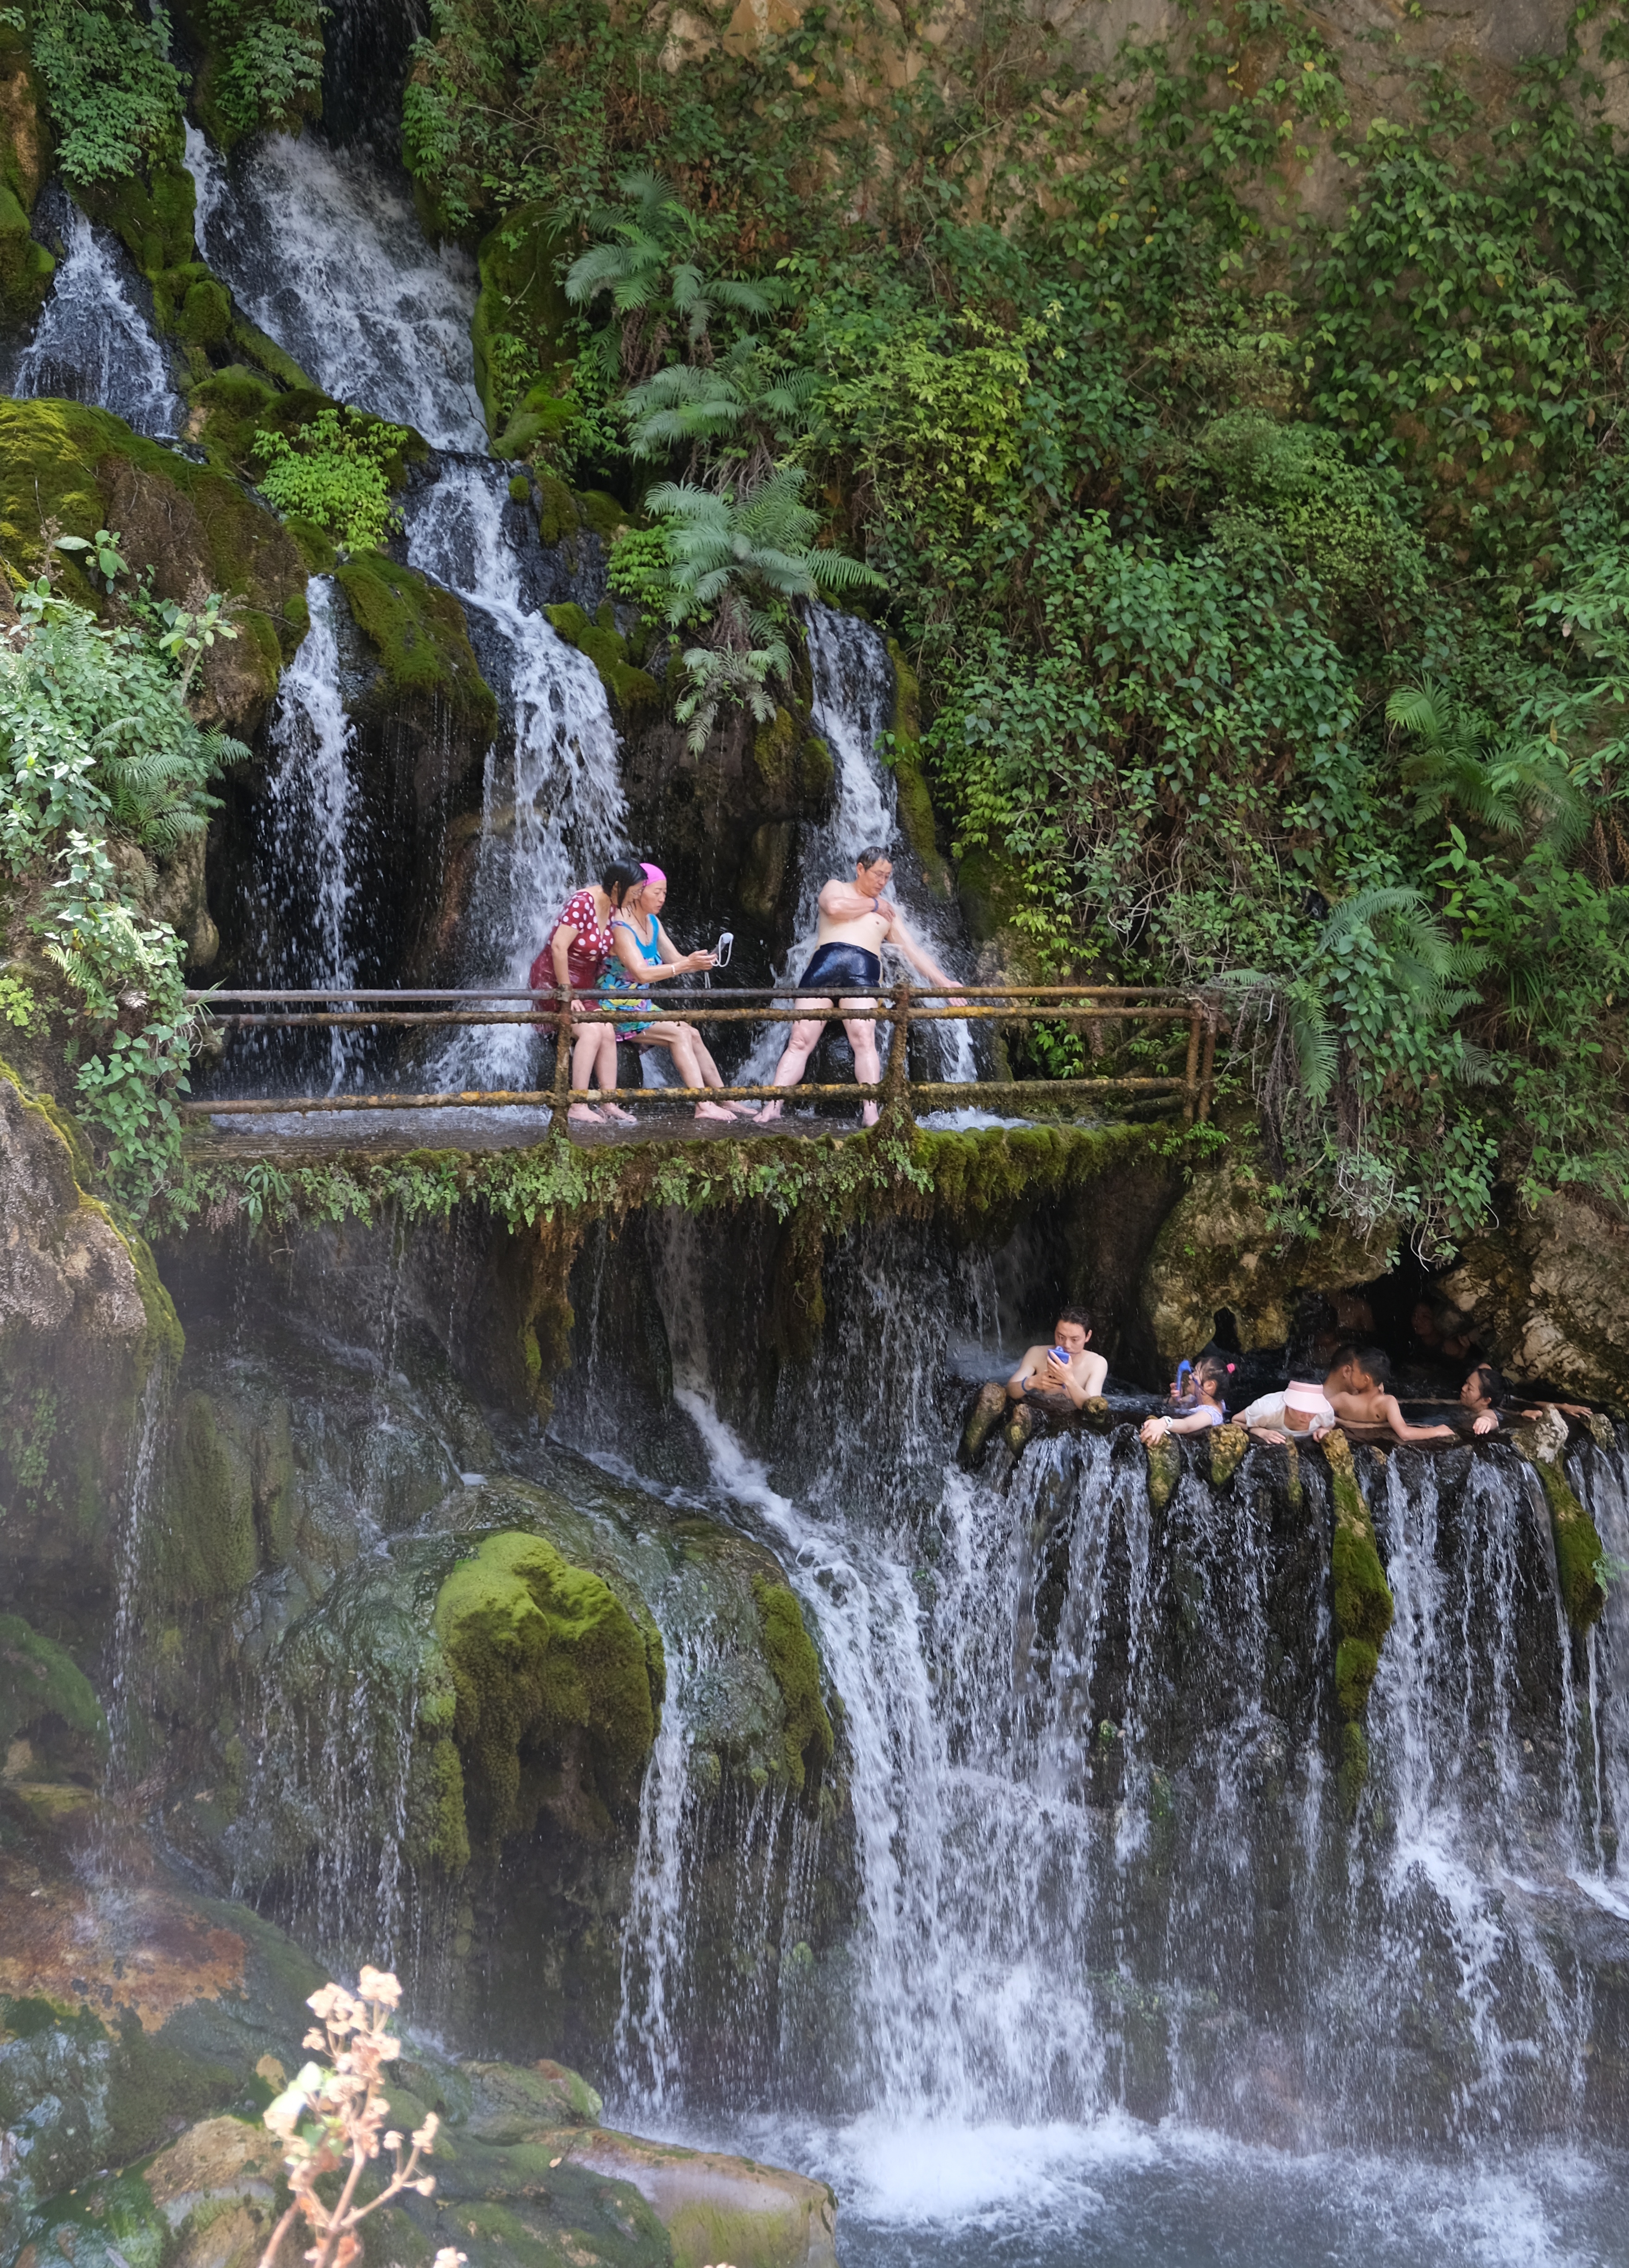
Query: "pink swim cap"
640 862 666 887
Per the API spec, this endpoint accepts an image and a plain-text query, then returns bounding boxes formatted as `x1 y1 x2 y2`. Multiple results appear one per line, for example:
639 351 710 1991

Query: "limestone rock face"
1437 1196 1629 1408
0 1071 180 1628
1140 1154 1393 1364
0 1074 145 1350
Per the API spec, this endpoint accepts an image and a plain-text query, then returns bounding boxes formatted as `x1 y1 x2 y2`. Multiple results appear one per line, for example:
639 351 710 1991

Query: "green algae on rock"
0 1613 106 1759
1144 1430 1183 1514
546 599 660 718
1321 1430 1394 1809
1511 1409 1609 1632
334 550 499 734
751 1579 833 1799
435 1530 661 1848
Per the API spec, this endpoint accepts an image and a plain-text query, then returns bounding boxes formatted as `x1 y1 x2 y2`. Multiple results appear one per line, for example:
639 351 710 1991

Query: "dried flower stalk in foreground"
256 1966 461 2268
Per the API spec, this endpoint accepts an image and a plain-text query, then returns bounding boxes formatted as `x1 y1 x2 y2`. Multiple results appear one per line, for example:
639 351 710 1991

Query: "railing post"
1198 1006 1219 1124
1183 1006 1201 1126
882 980 912 1131
550 986 573 1132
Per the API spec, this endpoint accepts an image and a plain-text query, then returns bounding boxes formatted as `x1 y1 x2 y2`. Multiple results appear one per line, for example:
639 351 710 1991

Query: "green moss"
885 637 952 898
1323 1431 1393 1812
0 1613 108 1754
471 200 572 439
104 2007 238 2167
335 552 499 732
537 472 576 547
1526 1452 1608 1630
751 1580 833 1798
433 1530 660 1849
545 600 659 717
77 144 196 279
176 273 232 349
157 1391 258 1604
576 488 634 543
665 2194 817 2268
1144 1432 1183 1513
0 177 53 322
507 473 531 503
801 733 834 807
1207 1421 1249 1486
0 399 302 687
954 836 1032 951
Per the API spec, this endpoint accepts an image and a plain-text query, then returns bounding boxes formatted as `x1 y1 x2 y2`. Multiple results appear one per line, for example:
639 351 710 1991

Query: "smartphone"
1050 1346 1069 1364
714 931 733 967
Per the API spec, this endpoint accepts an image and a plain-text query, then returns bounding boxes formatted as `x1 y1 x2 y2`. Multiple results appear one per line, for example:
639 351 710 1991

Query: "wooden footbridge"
181 983 1221 1145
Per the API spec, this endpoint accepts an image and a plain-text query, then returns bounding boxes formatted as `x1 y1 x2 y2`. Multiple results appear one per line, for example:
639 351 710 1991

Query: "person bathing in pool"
602 864 752 1122
757 847 964 1126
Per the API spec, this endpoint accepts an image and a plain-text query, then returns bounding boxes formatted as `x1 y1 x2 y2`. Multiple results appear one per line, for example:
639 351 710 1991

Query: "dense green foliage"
0 572 242 1207
253 408 412 553
397 0 1629 1255
16 0 185 186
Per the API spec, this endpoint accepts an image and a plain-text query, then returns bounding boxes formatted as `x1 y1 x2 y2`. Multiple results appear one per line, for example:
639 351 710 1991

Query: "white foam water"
259 577 365 1088
185 124 485 450
15 206 183 436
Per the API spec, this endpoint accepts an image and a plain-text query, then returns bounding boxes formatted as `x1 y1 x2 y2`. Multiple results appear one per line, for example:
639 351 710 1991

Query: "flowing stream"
12 201 183 435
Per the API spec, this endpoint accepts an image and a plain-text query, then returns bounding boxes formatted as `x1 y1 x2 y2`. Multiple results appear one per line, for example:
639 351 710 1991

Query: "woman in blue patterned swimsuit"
601 865 755 1120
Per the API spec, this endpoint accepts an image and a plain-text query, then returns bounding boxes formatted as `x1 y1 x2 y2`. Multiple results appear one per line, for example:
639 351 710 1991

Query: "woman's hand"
681 950 717 972
1473 1411 1500 1435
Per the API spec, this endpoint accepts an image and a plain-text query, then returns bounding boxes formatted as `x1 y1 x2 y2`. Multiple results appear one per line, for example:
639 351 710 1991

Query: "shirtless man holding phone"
758 847 963 1125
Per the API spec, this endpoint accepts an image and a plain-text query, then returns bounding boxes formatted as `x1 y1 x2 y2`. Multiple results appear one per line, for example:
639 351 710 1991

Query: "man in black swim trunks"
759 847 963 1126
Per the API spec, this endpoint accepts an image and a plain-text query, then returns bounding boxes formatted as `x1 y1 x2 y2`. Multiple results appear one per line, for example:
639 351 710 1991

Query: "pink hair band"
640 862 666 887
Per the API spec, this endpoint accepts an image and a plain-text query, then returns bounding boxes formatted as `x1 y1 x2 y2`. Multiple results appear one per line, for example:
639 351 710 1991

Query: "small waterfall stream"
739 606 976 1091
186 125 485 450
253 577 366 1088
13 202 183 435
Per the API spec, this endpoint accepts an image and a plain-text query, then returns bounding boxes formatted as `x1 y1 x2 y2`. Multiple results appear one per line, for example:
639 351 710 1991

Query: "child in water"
1141 1355 1229 1446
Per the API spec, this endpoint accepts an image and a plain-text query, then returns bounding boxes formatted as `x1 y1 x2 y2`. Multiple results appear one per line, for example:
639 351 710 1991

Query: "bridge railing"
180 983 1221 1131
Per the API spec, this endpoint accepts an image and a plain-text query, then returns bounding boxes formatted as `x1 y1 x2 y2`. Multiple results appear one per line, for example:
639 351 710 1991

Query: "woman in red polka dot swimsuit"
530 862 645 1123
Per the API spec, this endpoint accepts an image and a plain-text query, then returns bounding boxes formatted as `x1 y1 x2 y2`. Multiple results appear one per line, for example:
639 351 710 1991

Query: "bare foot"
861 1103 880 1127
602 1102 639 1124
757 1099 784 1122
724 1100 761 1118
694 1101 735 1122
568 1104 604 1124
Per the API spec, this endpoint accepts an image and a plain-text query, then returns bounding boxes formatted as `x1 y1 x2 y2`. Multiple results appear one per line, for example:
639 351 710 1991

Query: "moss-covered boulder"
335 550 498 737
0 1613 106 1776
1140 1147 1395 1367
1510 1406 1609 1631
885 637 952 900
0 398 306 732
156 1392 259 1606
436 1529 663 1847
751 1579 833 1798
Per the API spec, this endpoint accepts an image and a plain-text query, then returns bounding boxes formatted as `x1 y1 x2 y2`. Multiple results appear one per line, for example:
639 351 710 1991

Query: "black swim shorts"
795 942 882 994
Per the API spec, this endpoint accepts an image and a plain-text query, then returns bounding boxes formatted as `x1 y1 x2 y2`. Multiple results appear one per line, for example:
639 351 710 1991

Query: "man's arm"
1380 1394 1455 1442
1007 1345 1045 1395
885 909 963 996
817 879 878 922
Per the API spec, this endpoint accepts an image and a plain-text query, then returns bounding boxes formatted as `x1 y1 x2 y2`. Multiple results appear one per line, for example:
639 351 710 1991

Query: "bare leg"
843 1000 882 1126
642 1026 734 1120
695 1034 757 1116
568 1019 605 1123
757 1007 832 1122
596 1021 638 1122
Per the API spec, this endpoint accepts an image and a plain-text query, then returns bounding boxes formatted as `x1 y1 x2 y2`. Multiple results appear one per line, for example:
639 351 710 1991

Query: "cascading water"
738 606 976 1092
13 203 183 436
402 459 629 1087
185 125 486 452
250 578 366 1089
575 1214 1629 2260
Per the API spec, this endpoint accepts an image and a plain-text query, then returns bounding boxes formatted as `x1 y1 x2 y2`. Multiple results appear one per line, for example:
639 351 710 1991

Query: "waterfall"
595 1213 1629 2167
255 578 366 1089
739 606 975 1091
102 1366 168 1795
185 125 486 451
403 459 629 1088
14 205 183 437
